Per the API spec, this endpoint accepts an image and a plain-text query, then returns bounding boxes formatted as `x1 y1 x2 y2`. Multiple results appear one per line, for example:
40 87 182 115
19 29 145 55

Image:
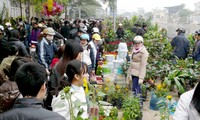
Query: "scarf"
132 44 143 53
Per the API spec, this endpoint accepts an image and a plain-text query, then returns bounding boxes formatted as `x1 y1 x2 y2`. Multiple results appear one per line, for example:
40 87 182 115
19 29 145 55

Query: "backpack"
0 81 20 113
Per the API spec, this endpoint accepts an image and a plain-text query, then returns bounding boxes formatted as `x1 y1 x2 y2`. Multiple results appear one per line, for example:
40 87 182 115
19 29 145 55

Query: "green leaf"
97 91 106 97
98 100 112 106
174 78 185 94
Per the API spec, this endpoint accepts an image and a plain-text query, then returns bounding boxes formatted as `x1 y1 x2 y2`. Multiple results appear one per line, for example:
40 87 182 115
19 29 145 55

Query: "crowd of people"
0 16 199 120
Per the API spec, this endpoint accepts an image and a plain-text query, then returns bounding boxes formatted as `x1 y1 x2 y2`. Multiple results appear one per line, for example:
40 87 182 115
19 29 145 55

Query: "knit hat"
133 35 143 43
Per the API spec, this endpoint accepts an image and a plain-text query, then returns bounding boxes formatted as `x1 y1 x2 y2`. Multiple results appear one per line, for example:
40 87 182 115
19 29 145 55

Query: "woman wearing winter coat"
128 35 149 96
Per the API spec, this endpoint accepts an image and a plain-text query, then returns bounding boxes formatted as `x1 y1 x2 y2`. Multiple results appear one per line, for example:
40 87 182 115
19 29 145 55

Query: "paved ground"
142 94 160 120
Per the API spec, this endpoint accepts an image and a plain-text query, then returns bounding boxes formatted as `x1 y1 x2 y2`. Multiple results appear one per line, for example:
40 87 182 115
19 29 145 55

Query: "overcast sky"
117 0 200 12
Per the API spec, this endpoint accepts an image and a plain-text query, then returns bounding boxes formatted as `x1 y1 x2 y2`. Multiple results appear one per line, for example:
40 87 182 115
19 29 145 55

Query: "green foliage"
122 96 142 120
164 58 200 94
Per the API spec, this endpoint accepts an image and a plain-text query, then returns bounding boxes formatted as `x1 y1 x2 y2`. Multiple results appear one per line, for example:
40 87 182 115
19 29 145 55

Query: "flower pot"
149 92 166 111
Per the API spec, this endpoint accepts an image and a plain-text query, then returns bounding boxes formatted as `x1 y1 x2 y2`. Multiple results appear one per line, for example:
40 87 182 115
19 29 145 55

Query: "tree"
179 9 193 23
68 0 101 19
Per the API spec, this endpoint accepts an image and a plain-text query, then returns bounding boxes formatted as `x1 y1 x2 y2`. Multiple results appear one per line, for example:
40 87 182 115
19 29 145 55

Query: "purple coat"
30 29 41 43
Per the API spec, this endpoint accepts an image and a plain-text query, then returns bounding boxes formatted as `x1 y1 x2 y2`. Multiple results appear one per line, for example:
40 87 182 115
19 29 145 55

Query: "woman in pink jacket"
129 36 149 96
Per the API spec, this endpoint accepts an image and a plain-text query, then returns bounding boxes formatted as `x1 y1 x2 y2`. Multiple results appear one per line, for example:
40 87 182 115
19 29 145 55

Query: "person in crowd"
142 23 148 33
60 21 70 39
69 24 78 39
192 30 200 61
128 36 149 96
18 22 27 42
131 23 145 37
0 62 66 120
89 34 101 74
50 45 65 69
4 22 13 39
0 57 32 113
50 39 83 89
74 28 87 43
7 29 29 57
0 28 9 62
80 34 94 74
24 20 31 47
37 27 57 74
30 23 42 45
52 60 89 120
0 46 19 85
116 23 125 39
171 28 190 64
173 80 200 120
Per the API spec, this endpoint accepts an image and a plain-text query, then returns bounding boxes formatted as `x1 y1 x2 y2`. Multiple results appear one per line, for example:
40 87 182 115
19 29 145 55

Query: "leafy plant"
154 83 168 98
122 96 142 120
61 87 85 120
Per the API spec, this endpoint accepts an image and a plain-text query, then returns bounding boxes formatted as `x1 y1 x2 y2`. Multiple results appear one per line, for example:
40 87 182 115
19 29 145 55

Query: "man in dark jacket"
132 23 145 37
37 27 57 74
171 28 190 64
116 23 125 39
192 30 200 61
8 29 29 57
60 21 70 39
0 62 66 120
0 28 9 63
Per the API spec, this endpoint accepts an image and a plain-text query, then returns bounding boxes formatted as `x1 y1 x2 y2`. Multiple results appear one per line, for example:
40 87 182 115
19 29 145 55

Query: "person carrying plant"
128 36 149 99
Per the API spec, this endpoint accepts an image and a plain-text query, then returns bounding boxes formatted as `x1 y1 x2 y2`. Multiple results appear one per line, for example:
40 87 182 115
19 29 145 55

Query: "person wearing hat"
80 34 93 73
4 22 13 39
116 23 125 39
171 28 190 64
89 34 101 74
37 27 57 74
192 30 200 62
128 35 149 98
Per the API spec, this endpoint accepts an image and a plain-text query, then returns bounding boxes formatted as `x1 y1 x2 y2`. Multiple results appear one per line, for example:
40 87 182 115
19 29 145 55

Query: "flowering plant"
158 95 177 120
60 87 85 120
154 83 169 98
41 0 63 16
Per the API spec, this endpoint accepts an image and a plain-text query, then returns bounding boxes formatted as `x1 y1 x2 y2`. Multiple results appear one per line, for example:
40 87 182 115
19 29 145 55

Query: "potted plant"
122 95 142 120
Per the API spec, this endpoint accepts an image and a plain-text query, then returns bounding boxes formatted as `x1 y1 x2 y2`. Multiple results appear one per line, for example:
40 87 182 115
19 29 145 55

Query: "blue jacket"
37 38 57 69
192 40 200 61
171 33 190 59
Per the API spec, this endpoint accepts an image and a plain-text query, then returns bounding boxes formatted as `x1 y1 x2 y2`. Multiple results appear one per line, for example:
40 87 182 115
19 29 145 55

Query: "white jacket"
82 44 92 66
173 89 200 120
52 85 88 120
89 41 97 61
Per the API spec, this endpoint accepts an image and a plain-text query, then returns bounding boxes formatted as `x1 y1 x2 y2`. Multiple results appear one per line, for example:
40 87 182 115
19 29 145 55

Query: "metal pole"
113 0 117 31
